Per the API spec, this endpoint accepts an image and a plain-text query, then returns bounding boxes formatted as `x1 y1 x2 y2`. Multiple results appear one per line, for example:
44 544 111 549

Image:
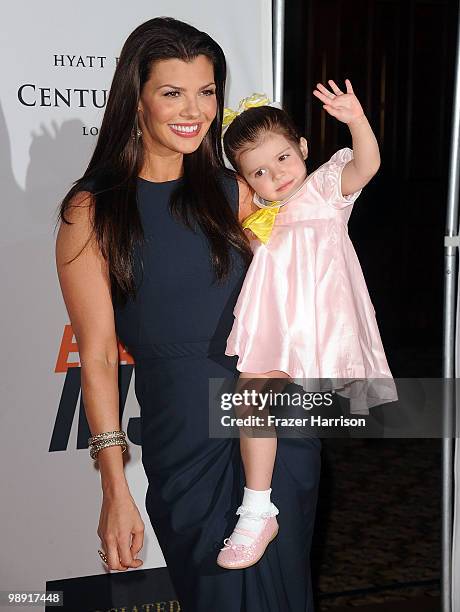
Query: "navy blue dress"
114 171 322 611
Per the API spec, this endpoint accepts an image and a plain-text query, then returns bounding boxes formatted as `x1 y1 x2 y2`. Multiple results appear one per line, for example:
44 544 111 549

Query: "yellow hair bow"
222 93 271 132
242 202 282 244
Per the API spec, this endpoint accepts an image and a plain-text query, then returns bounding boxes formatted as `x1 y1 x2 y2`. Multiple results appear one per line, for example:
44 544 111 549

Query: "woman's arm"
55 191 144 571
56 191 126 491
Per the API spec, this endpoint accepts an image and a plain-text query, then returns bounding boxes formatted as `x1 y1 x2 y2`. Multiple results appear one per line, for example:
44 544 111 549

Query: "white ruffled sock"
229 486 279 546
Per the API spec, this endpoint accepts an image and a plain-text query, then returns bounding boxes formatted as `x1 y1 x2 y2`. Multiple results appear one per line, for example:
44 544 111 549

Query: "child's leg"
229 370 291 545
238 370 287 490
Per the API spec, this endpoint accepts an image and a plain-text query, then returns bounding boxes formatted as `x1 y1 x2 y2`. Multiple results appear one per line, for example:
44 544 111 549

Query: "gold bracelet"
88 430 127 460
90 437 127 460
88 430 126 445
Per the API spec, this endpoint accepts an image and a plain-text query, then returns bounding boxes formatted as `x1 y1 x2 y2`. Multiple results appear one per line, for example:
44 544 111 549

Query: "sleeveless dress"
226 148 398 415
113 171 322 611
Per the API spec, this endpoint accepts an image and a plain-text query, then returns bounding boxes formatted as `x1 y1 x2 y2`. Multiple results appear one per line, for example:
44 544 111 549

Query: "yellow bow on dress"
222 93 271 132
242 201 282 244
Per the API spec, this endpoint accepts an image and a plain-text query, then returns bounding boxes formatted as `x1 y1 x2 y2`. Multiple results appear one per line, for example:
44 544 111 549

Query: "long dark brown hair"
55 17 252 307
223 105 301 172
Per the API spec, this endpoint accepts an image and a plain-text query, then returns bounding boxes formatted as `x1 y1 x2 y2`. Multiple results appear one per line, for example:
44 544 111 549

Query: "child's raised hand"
313 79 365 125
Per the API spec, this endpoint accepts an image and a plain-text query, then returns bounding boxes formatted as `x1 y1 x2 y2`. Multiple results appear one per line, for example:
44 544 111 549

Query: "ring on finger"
98 549 108 564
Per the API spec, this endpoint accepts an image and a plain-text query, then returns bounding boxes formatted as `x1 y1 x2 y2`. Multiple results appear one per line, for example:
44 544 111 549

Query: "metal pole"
272 0 285 105
443 4 460 611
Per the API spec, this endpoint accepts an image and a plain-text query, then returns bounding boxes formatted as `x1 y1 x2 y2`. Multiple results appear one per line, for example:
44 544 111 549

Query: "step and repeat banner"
0 1 273 610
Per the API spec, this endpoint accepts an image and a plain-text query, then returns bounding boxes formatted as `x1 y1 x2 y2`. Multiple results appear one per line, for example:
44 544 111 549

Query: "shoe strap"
233 527 257 539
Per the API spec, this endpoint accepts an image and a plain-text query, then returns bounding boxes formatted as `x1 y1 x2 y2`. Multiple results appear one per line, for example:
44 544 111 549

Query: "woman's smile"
168 122 202 138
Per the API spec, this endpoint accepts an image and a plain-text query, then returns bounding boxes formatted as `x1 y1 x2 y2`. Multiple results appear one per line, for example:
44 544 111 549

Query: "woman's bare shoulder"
236 176 258 222
56 190 96 255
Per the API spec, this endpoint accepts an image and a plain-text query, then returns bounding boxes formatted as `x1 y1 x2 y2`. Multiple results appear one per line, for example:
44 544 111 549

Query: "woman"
55 17 321 611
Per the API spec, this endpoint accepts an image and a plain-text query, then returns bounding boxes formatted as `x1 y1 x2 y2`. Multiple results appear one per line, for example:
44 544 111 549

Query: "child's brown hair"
223 106 301 172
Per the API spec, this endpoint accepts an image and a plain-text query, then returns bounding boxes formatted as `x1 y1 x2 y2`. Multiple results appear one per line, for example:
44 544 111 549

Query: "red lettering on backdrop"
119 342 134 365
54 324 134 372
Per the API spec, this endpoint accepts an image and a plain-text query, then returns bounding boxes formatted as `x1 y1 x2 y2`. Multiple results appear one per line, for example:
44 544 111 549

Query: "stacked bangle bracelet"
88 430 127 460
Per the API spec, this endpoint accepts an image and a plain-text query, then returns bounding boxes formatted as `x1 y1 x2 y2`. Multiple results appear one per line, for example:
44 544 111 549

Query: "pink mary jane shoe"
216 513 279 570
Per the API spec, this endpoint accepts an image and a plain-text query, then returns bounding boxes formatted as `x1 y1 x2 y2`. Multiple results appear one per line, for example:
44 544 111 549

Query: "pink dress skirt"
225 147 398 414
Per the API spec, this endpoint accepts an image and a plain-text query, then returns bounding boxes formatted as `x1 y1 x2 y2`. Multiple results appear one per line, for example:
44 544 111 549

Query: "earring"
134 112 142 139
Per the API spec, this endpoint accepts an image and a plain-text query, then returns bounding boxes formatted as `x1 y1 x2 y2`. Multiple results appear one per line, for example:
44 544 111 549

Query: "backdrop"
0 1 273 609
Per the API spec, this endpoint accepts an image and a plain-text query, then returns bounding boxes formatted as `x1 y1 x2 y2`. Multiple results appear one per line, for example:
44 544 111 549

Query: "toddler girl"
216 80 398 569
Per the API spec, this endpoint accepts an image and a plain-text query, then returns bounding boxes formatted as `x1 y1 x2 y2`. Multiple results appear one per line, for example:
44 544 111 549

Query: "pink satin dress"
225 147 398 414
